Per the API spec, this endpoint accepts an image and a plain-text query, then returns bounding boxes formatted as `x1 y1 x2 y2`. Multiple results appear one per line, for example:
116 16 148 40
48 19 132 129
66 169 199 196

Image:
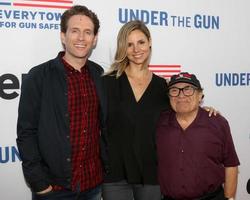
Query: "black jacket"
16 53 108 192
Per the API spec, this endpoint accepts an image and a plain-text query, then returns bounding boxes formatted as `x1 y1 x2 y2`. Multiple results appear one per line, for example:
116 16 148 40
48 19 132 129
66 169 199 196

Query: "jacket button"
66 158 71 162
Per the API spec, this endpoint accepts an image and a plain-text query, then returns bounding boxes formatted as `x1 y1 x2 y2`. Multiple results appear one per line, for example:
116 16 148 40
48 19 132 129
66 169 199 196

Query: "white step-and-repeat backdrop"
0 0 249 199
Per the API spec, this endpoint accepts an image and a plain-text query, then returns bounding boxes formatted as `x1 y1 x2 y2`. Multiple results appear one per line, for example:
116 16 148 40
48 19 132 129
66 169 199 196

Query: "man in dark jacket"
16 5 107 200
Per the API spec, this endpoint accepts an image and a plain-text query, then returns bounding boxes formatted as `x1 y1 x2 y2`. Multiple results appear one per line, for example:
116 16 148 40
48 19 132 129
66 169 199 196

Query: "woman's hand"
203 106 220 117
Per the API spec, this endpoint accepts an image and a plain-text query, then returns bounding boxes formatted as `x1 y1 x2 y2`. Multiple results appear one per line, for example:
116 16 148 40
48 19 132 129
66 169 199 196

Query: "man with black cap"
156 72 239 200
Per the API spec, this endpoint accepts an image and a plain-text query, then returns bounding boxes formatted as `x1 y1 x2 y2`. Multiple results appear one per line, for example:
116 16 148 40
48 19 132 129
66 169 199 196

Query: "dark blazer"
16 53 107 192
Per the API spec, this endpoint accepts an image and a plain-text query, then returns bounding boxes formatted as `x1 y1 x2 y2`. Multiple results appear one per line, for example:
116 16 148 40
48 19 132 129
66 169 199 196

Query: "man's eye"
170 89 178 92
184 86 193 91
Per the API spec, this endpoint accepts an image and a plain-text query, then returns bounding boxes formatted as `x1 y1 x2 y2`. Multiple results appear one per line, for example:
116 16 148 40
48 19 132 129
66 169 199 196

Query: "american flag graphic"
149 65 181 79
0 0 73 9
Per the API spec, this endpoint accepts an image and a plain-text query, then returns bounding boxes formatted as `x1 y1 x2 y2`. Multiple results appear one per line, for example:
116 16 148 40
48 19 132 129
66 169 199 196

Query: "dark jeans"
163 186 226 200
32 185 102 200
102 180 161 200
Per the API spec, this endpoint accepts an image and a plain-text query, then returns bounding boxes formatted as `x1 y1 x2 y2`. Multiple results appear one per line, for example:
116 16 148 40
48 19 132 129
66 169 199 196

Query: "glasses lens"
169 87 179 97
183 86 195 96
169 86 197 97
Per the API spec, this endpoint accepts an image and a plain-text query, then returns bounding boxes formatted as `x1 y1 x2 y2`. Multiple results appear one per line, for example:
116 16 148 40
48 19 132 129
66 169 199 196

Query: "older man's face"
169 82 203 114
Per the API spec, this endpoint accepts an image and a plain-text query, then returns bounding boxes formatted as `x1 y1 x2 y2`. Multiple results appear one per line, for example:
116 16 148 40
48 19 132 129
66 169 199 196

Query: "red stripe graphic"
23 0 72 2
149 65 181 78
13 0 72 9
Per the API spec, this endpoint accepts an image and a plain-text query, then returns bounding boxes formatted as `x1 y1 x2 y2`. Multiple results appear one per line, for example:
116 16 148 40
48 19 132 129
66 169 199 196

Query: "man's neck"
175 109 199 130
63 54 87 71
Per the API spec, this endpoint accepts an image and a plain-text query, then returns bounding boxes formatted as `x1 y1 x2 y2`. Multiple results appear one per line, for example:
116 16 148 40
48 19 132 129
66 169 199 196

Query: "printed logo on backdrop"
0 73 26 100
118 8 220 30
149 65 181 79
0 146 20 164
215 72 250 86
0 0 73 30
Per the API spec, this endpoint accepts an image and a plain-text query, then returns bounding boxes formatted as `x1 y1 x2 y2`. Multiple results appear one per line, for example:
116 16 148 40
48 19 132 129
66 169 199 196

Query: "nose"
78 32 85 40
133 44 139 52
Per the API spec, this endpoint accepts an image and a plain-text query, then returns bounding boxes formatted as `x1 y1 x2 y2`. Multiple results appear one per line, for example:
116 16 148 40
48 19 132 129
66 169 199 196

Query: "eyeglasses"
168 85 197 97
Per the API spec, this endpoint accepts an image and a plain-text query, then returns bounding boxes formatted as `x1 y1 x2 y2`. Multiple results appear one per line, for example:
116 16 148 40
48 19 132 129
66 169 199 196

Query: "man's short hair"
60 5 100 35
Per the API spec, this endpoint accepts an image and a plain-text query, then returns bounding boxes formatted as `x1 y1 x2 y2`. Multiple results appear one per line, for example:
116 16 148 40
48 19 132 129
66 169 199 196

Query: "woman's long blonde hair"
105 20 152 78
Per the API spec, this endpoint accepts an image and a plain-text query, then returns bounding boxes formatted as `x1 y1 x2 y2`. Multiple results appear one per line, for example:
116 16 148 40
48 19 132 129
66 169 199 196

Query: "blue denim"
32 185 102 200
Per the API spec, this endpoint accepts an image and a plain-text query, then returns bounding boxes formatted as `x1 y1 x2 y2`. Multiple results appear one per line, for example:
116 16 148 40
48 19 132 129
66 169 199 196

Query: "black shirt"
104 72 170 184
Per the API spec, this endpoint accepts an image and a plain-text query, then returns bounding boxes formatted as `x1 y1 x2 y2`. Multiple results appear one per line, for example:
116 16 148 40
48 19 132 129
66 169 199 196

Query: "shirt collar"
59 51 88 73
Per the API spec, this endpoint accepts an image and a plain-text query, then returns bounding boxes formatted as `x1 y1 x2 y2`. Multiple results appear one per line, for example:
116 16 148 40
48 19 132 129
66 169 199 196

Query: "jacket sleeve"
98 74 110 175
16 66 50 192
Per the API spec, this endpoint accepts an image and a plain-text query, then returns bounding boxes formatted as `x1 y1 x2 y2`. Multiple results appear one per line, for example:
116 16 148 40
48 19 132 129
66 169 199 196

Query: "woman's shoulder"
103 72 118 82
102 72 123 91
151 74 168 90
152 74 167 83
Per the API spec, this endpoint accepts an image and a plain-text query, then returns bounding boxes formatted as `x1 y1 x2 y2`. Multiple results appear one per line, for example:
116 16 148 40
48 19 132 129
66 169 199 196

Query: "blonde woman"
102 20 168 200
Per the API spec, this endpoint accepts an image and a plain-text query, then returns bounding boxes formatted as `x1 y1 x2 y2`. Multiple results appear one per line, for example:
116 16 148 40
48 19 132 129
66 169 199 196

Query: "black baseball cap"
168 72 202 89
